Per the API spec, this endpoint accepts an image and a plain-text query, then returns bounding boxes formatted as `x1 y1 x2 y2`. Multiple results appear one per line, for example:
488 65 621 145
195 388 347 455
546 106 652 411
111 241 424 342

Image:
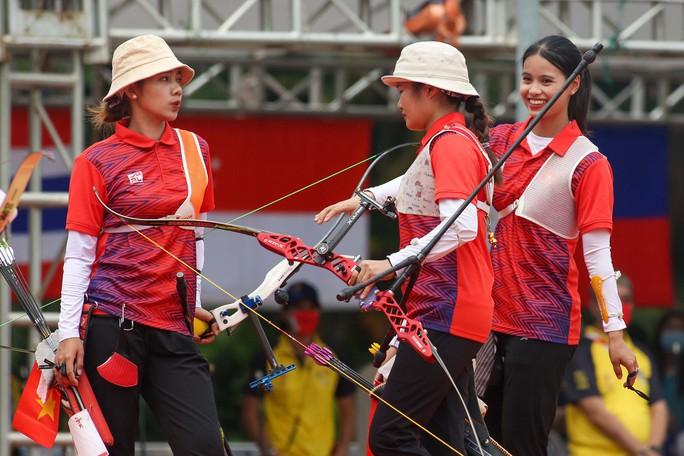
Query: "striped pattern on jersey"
489 122 606 345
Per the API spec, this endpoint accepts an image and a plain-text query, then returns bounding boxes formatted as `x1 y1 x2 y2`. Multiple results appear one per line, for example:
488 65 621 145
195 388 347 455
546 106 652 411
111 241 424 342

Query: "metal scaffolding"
1 0 683 452
3 1 684 119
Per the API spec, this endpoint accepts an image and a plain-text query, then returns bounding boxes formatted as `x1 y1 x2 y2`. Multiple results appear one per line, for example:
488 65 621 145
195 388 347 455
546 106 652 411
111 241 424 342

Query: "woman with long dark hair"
317 40 498 455
476 35 638 455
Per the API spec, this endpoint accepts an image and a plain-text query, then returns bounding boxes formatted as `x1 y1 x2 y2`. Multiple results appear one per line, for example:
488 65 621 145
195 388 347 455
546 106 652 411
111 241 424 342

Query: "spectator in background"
563 274 668 456
654 309 684 455
241 282 356 456
404 0 467 46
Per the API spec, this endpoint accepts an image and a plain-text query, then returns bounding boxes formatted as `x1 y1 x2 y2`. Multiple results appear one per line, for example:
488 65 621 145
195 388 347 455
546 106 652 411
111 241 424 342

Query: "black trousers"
483 333 576 456
369 330 481 456
84 316 225 456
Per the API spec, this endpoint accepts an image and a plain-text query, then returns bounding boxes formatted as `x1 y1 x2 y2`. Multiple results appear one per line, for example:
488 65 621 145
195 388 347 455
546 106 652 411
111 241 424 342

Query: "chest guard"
512 135 598 239
396 125 493 217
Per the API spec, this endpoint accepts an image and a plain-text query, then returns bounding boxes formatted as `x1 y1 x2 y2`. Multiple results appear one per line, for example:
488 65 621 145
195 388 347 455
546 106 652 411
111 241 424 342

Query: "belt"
92 309 113 317
85 304 116 318
86 304 135 330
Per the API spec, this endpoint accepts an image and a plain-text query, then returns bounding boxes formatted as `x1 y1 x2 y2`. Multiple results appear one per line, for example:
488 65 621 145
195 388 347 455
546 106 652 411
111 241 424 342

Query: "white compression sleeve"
388 199 478 267
366 175 403 204
59 231 97 341
582 229 626 332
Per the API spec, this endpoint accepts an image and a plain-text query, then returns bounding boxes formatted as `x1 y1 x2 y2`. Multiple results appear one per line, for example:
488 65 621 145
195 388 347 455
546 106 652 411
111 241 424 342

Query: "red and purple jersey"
399 112 494 343
66 121 215 335
490 120 614 345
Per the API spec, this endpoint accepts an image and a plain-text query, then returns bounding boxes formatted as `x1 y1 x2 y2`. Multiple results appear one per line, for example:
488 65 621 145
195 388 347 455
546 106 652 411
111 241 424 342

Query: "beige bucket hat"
104 34 195 102
382 41 478 97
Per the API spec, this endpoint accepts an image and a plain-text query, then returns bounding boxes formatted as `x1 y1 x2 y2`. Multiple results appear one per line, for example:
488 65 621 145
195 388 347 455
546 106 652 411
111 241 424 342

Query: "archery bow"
91 143 483 454
0 152 48 232
207 142 416 335
0 151 114 447
91 142 434 360
0 239 114 446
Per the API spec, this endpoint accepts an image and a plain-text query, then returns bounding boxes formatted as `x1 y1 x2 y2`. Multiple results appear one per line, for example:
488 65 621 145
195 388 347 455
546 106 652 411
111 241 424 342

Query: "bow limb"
95 187 361 284
92 187 262 236
0 152 50 233
96 186 432 361
0 239 114 445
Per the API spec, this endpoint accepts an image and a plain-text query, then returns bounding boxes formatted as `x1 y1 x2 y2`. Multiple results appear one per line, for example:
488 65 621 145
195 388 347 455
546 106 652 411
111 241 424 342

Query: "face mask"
291 310 320 337
660 330 684 355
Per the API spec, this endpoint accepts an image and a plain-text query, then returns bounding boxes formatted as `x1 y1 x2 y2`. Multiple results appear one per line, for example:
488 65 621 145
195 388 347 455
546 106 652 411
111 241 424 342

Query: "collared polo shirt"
564 326 663 455
489 119 613 344
245 336 354 456
399 112 493 343
66 121 215 334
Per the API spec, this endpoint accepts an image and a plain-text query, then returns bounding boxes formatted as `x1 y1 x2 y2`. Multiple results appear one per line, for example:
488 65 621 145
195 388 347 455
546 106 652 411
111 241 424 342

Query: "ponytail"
87 95 131 133
465 97 503 184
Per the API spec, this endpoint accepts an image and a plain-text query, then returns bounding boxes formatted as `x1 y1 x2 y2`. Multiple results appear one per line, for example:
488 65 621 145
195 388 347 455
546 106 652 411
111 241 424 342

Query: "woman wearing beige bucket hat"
316 41 501 455
54 34 226 455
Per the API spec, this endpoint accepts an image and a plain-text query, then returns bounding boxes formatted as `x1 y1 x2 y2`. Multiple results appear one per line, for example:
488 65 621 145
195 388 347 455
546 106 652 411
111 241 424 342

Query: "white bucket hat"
381 41 479 97
104 34 195 102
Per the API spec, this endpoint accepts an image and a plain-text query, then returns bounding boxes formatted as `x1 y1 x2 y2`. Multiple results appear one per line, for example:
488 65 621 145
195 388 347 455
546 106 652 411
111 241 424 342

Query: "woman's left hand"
352 259 396 299
194 307 220 345
607 330 639 386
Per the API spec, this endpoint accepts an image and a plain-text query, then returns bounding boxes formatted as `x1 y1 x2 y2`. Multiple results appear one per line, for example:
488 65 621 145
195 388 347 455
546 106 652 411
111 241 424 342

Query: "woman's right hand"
314 196 361 224
54 337 84 386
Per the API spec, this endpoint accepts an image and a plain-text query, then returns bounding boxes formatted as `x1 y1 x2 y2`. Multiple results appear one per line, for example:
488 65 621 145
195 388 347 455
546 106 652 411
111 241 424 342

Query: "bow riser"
212 259 301 332
256 232 357 283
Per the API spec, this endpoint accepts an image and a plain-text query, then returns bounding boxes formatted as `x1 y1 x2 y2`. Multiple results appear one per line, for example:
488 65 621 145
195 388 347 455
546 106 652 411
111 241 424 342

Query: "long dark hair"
419 84 503 183
522 35 591 134
464 96 502 184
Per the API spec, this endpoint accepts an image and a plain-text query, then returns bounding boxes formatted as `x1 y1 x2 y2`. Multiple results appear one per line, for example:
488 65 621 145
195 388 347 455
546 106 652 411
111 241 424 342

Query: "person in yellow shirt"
564 275 668 455
241 282 356 456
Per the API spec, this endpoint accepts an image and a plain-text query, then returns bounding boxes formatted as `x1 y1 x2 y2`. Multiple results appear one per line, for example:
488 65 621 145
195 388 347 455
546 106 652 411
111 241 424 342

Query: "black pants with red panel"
368 330 482 456
83 315 225 456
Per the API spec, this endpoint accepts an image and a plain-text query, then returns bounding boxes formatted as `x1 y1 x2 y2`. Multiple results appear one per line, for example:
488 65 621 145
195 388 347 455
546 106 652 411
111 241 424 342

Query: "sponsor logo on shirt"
127 171 143 184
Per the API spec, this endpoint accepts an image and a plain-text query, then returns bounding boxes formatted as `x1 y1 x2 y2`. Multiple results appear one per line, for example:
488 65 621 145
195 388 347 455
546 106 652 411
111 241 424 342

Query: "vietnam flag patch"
13 362 61 447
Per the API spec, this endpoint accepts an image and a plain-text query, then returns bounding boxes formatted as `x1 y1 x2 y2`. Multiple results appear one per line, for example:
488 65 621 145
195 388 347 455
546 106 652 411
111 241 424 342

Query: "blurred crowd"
552 276 684 456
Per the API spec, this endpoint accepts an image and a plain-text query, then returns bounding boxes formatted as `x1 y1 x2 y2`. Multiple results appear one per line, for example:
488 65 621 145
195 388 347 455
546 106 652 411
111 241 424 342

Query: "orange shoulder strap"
174 129 208 218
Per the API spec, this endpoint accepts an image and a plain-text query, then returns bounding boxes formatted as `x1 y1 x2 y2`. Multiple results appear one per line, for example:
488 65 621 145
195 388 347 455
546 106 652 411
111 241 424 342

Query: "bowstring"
129 226 464 455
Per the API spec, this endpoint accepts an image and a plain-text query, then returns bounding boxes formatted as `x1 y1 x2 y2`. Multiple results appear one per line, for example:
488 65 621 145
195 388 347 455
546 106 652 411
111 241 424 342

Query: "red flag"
13 362 60 447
